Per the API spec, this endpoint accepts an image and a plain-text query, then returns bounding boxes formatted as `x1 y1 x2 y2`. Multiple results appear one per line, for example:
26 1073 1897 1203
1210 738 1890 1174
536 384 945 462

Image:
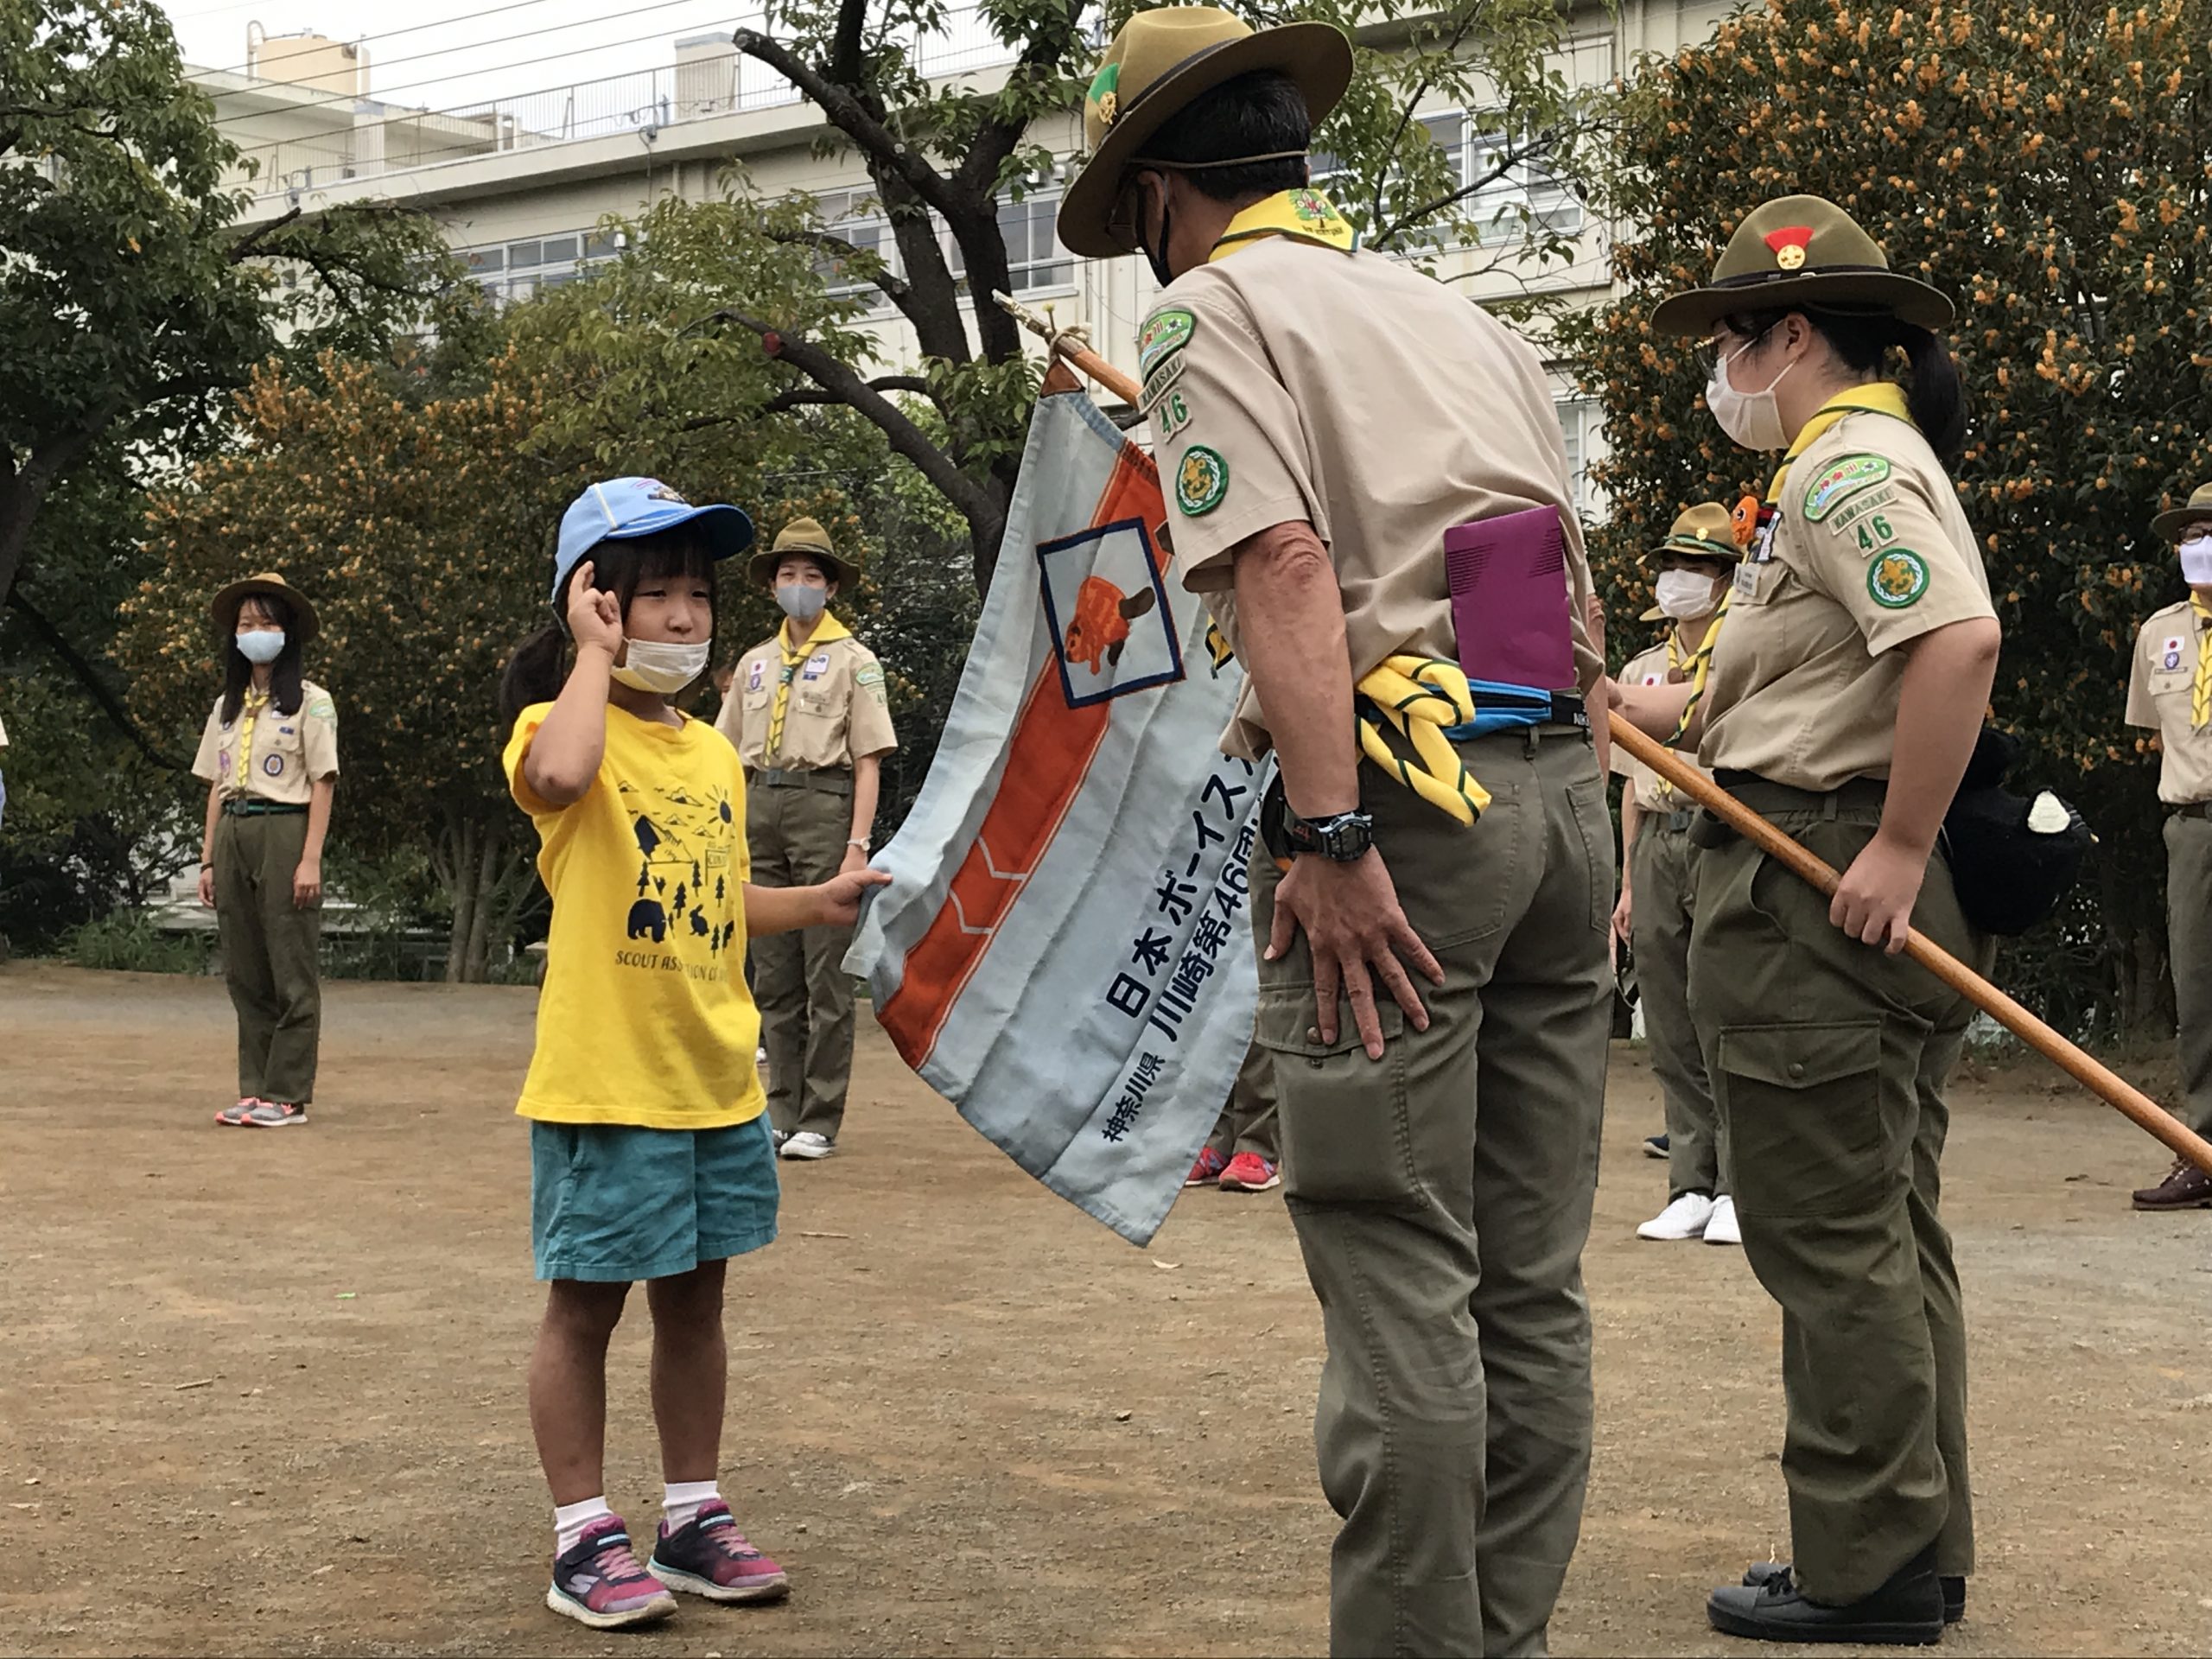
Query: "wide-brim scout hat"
212 571 318 644
1650 194 1955 338
1636 502 1742 621
2152 482 2212 542
551 476 754 605
1056 5 1354 259
747 516 857 588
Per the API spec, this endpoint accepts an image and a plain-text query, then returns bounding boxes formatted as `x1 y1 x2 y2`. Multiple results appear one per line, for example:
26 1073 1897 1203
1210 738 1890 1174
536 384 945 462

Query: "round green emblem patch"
1866 547 1929 609
1175 446 1230 517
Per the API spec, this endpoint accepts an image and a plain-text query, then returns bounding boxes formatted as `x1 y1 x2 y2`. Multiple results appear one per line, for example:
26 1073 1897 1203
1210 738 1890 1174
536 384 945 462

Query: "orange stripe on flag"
878 437 1167 1071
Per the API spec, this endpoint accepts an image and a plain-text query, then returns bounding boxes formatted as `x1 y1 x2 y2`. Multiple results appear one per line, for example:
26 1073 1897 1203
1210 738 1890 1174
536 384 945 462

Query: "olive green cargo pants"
1253 724 1611 1658
747 778 859 1141
1205 1040 1281 1164
1689 782 1990 1605
2165 813 2212 1136
1629 814 1727 1198
213 807 323 1105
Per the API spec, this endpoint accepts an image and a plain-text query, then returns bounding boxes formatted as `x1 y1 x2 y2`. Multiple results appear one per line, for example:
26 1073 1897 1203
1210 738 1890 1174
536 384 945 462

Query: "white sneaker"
1704 1194 1742 1245
1636 1192 1716 1241
779 1131 836 1160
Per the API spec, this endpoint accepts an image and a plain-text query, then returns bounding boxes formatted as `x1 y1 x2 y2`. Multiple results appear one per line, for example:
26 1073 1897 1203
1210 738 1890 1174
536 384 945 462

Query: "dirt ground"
3 961 2209 1658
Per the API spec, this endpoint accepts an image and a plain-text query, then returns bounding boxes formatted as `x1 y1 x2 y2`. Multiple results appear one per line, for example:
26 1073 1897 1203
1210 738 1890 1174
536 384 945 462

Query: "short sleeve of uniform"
847 645 897 758
301 685 340 781
1141 284 1324 593
1789 444 1993 655
2126 621 2161 728
504 703 572 818
190 700 225 784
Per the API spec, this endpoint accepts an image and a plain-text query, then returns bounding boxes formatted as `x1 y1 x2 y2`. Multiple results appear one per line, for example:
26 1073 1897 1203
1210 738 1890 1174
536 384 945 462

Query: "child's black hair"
499 524 720 727
219 593 306 724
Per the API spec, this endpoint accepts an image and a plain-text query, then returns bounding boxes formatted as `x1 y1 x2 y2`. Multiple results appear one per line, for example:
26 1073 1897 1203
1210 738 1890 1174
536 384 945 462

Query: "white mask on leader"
2180 541 2212 586
236 629 286 664
610 638 711 694
1705 340 1796 452
1654 569 1724 620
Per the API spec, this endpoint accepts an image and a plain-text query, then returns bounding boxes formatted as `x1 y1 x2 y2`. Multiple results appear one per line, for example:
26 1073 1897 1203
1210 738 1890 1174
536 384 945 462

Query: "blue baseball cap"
551 477 756 604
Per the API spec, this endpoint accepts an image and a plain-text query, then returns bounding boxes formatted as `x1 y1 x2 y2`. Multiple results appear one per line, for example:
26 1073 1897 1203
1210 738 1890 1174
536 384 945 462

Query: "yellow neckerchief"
232 684 272 792
2192 593 2212 731
1672 382 1916 743
766 611 853 759
1354 657 1493 827
1208 187 1358 263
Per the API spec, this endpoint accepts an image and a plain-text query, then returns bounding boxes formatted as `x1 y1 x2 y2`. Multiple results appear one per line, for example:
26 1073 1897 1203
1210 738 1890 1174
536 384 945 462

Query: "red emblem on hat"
1764 225 1813 270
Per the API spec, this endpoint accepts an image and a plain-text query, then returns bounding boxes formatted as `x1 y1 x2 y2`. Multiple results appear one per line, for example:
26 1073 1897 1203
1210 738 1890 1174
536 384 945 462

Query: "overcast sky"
160 0 759 116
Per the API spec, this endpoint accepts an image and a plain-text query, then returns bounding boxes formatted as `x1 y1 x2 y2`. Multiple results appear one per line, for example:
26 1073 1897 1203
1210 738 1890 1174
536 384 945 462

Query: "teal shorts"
530 1117 779 1282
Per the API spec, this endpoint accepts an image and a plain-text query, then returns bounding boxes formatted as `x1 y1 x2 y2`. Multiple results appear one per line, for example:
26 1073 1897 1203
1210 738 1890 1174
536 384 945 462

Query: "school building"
192 1 1736 514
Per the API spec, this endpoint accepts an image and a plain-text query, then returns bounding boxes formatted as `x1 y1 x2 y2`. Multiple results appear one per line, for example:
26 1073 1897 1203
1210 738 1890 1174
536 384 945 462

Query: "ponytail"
1895 324 1966 464
499 621 567 728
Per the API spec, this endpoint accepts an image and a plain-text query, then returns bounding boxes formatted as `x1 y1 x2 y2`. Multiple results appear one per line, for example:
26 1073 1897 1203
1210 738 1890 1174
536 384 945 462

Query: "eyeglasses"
1692 321 1777 378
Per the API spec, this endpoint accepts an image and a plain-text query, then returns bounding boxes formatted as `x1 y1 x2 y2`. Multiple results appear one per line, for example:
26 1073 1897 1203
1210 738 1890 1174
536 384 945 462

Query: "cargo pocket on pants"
1717 1021 1885 1218
1256 987 1414 1206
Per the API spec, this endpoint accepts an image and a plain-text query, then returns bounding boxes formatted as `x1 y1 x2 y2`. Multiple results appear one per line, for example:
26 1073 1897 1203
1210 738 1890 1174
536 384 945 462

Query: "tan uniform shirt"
719 626 897 772
2125 597 2212 804
1700 410 1994 792
1138 238 1597 759
190 680 340 804
1610 639 1713 810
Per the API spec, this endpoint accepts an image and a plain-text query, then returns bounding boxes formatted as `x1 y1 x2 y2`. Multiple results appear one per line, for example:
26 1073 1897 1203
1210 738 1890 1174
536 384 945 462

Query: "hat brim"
2152 505 2212 541
601 501 755 563
213 577 319 645
1056 22 1355 259
1640 537 1744 569
747 546 856 589
1650 269 1955 336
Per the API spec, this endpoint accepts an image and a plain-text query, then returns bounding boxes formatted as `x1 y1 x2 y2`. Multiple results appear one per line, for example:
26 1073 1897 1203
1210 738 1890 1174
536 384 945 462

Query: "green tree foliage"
1563 0 2212 1038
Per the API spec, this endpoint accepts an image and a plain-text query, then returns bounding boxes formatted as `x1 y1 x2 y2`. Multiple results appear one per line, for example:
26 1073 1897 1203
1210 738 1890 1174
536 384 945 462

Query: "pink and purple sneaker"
649 1500 789 1603
1185 1147 1230 1186
546 1515 677 1629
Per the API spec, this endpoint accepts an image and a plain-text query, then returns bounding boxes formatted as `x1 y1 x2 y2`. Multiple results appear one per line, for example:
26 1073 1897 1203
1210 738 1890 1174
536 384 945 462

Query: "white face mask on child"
610 639 711 694
1654 569 1724 620
236 630 286 664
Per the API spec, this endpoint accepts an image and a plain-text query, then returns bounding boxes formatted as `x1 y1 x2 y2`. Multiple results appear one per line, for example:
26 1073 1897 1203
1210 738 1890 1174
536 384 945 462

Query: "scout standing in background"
1060 10 1611 1650
2124 481 2212 1211
719 519 897 1162
192 574 338 1129
1613 503 1741 1246
1623 195 1999 1644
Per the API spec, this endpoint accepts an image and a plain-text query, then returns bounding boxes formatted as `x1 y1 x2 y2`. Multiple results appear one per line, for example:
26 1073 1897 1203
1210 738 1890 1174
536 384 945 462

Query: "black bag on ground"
1941 728 2092 937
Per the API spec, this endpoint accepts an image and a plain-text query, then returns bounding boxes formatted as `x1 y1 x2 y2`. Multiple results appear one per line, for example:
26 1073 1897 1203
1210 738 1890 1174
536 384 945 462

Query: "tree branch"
733 27 961 219
764 225 912 305
226 206 302 264
1370 123 1586 253
950 0 1084 202
3 587 182 771
828 0 867 87
1369 0 1489 236
683 375 937 425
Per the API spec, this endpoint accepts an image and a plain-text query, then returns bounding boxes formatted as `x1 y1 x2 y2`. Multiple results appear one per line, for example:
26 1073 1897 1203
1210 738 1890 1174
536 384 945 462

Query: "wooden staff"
996 289 2212 1177
1612 716 2212 1177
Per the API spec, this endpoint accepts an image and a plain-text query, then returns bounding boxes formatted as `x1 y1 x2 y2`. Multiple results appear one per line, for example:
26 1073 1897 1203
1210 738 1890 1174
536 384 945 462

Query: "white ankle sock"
664 1479 720 1533
554 1495 613 1558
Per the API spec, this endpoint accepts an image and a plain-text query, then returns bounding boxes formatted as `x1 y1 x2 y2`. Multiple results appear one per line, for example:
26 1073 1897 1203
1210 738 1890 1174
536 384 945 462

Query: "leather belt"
220 798 307 817
1711 771 1887 819
753 766 853 797
2174 800 2212 821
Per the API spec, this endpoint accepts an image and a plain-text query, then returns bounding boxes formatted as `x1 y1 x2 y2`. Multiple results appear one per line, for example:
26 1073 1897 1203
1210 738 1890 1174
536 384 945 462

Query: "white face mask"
2180 541 2212 587
1705 340 1796 452
610 638 711 695
1654 569 1724 620
776 582 829 621
236 629 286 664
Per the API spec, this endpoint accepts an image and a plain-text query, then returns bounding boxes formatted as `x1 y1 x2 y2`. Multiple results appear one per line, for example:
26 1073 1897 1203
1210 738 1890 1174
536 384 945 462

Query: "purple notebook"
1444 505 1574 691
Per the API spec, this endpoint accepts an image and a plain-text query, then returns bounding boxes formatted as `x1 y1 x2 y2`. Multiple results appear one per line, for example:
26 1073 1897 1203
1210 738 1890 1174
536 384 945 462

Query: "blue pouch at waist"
1441 679 1587 741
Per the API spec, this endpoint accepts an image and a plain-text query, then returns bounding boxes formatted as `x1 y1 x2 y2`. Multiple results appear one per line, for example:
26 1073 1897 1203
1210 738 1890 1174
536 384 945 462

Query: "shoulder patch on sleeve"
1136 307 1197 378
1802 454 1892 522
1174 445 1230 517
855 663 884 687
306 695 337 721
1866 548 1930 609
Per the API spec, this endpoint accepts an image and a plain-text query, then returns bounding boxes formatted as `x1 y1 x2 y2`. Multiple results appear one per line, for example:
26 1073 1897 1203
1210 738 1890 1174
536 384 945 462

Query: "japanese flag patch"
2163 637 2186 672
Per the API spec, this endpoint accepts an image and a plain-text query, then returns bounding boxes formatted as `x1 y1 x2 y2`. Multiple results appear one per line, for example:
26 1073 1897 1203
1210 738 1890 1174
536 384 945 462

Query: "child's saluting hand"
566 560 625 657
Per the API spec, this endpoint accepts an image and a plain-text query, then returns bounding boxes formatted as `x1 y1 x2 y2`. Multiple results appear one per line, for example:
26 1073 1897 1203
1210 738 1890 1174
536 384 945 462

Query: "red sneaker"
1185 1147 1230 1186
1219 1152 1281 1192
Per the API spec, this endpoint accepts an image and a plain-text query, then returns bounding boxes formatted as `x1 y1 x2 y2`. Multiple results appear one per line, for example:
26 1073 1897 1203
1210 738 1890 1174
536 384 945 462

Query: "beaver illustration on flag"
1065 575 1157 672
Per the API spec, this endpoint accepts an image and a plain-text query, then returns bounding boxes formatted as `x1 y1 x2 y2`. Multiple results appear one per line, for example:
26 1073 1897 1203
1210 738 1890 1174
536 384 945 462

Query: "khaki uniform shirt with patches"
1610 639 1712 810
2125 597 2212 804
1137 238 1597 760
190 680 340 804
718 630 897 772
1700 410 1994 792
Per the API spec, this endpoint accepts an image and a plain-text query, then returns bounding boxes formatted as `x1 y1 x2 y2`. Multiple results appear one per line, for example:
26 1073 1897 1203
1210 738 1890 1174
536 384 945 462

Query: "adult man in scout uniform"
719 518 897 1160
1060 10 1611 1652
1612 504 1741 1246
2126 482 2212 1211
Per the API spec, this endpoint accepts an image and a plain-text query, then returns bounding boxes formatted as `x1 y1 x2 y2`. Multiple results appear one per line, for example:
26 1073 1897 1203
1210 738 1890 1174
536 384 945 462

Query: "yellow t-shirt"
503 702 766 1129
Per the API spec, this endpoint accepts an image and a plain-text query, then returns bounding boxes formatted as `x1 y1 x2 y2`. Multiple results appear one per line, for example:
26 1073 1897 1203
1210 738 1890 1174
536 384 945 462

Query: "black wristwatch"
1282 807 1375 862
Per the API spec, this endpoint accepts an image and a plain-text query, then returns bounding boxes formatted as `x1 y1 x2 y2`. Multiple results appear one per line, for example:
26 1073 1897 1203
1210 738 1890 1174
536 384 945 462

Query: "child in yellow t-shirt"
498 477 887 1631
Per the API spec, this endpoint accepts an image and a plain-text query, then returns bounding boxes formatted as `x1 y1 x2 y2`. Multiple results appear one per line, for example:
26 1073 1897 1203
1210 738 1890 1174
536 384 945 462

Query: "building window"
812 188 890 300
1554 396 1601 515
996 189 1071 292
457 228 620 305
1463 124 1581 247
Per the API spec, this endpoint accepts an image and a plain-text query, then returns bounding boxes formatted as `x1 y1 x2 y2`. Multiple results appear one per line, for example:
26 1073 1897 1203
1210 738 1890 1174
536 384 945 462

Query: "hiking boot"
1743 1559 1964 1624
649 1500 789 1603
547 1516 677 1629
1218 1152 1281 1192
1185 1147 1230 1187
1708 1544 1943 1644
2132 1159 2212 1211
